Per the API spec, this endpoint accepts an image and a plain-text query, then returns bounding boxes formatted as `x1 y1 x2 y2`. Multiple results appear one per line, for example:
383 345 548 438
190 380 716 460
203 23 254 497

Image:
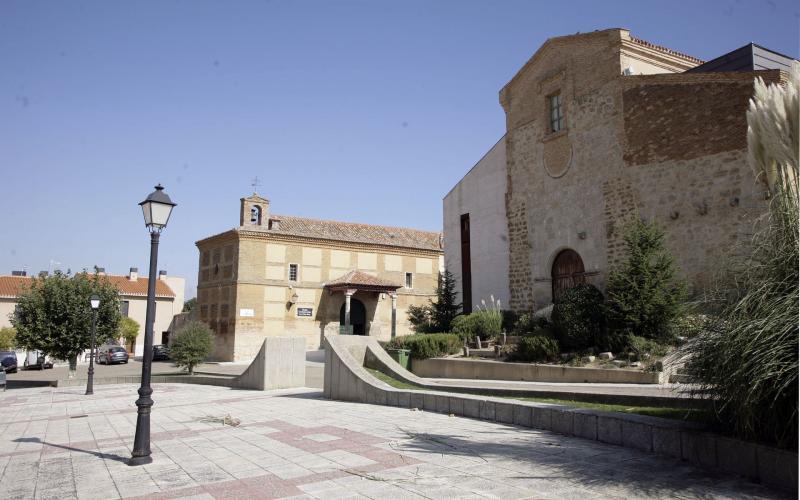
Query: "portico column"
390 292 397 339
344 289 355 329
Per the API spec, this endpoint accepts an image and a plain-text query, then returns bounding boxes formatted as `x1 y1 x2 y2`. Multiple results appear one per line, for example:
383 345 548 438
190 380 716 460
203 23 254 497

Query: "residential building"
195 193 443 361
0 269 185 356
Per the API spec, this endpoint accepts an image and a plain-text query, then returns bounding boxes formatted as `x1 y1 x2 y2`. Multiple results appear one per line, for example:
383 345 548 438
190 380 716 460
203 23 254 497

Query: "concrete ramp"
322 333 797 493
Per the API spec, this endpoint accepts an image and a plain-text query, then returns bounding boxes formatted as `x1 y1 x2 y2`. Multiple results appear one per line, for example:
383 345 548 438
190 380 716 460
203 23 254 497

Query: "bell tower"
240 193 270 228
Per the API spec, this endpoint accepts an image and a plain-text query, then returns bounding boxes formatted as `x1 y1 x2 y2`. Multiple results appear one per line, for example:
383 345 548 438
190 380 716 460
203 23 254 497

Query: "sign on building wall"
297 307 313 317
239 308 255 317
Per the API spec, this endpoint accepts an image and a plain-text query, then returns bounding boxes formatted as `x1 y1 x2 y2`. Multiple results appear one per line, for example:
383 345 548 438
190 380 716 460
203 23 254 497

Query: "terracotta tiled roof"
0 275 175 299
325 270 402 290
629 35 704 64
0 276 33 298
257 214 442 252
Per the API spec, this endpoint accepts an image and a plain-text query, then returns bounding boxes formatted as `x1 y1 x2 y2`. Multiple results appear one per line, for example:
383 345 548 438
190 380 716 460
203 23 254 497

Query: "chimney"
94 266 106 276
158 270 168 280
38 271 48 278
11 270 27 277
268 217 282 230
129 267 138 281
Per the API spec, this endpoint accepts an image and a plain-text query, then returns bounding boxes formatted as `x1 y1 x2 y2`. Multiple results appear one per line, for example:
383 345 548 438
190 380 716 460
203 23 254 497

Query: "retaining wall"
411 357 663 384
324 334 797 493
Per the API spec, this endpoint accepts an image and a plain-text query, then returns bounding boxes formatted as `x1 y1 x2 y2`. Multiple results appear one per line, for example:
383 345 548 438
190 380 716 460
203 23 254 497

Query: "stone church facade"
196 194 443 361
445 28 788 312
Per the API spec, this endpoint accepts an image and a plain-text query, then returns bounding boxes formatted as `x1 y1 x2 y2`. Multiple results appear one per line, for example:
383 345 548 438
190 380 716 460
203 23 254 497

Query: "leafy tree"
429 270 461 332
606 218 686 343
12 272 121 362
0 327 16 350
170 321 213 374
118 317 140 351
182 297 197 313
406 304 434 333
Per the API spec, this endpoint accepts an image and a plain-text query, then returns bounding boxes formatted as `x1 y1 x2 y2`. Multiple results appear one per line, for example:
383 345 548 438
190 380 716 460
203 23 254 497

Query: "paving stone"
0 383 787 500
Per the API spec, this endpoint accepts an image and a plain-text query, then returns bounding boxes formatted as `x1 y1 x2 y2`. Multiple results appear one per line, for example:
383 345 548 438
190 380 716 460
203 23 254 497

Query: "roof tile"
0 275 175 298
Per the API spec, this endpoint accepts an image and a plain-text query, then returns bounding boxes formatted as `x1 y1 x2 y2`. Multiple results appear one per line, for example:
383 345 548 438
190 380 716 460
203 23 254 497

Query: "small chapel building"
195 194 443 361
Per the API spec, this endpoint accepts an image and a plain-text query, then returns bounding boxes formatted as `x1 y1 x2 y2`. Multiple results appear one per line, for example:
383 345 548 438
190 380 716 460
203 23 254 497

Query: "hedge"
387 333 462 360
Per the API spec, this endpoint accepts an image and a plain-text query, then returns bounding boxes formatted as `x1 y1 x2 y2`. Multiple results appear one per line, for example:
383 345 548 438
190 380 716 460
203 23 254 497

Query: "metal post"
129 231 159 466
85 310 97 395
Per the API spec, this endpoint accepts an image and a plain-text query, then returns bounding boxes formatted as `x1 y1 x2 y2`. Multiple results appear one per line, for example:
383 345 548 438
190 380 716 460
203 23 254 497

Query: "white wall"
443 137 510 310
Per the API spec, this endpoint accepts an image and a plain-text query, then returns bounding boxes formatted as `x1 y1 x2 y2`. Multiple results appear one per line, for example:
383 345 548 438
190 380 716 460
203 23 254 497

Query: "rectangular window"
120 301 130 317
288 263 298 282
405 272 413 289
549 93 564 132
460 213 472 314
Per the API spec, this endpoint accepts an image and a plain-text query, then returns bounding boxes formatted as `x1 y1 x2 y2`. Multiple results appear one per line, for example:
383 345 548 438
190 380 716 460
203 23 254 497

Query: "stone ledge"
324 333 798 494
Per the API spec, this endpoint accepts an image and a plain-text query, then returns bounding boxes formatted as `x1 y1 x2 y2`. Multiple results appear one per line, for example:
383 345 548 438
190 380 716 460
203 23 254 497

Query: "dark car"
98 346 129 365
153 345 170 361
0 351 17 373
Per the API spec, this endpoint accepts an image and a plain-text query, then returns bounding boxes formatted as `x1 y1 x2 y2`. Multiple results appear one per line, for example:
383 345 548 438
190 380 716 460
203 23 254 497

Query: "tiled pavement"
0 384 788 499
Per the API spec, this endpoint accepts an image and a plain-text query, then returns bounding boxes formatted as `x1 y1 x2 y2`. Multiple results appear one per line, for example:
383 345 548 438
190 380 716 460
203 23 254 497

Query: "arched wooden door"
340 298 367 335
551 249 585 302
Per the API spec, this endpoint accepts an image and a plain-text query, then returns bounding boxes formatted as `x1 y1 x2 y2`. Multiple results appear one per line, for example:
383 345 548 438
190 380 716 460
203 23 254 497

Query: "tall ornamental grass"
679 64 798 448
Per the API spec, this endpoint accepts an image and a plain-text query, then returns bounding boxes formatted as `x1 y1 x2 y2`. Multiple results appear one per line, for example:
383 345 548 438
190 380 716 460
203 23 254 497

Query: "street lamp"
130 184 176 466
85 294 100 395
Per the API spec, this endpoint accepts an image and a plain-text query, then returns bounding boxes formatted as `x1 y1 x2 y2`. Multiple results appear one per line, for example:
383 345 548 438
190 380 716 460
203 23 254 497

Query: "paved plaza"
0 384 788 499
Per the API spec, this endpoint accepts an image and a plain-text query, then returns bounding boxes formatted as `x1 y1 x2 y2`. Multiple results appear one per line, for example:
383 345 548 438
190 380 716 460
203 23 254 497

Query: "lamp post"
85 294 100 395
129 184 176 466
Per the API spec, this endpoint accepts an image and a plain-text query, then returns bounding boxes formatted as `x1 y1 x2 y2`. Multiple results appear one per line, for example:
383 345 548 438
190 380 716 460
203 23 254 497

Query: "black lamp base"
128 455 153 466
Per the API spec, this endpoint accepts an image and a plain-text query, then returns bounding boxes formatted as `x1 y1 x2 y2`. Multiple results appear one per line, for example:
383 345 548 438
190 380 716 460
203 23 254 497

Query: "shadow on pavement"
14 437 129 463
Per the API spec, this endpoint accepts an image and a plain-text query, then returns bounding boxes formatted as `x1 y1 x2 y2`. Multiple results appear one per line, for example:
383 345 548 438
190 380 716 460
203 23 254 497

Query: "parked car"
152 345 170 361
0 351 18 373
23 350 53 370
98 346 129 365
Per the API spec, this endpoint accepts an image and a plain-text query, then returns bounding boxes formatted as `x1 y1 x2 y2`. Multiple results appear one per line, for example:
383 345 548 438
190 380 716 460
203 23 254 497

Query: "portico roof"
325 270 402 293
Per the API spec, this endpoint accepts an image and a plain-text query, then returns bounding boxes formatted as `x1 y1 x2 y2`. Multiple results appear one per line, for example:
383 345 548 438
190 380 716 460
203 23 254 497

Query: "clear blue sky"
1 0 797 299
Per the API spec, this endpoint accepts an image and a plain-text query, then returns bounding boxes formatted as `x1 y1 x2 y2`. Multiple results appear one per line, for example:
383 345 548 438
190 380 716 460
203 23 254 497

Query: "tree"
118 317 140 352
12 272 121 363
170 321 213 374
182 297 197 313
429 270 462 332
406 270 462 333
605 218 686 343
0 327 16 350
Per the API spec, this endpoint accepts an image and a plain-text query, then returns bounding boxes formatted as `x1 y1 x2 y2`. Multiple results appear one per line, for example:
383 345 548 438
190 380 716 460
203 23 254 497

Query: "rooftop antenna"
251 176 262 195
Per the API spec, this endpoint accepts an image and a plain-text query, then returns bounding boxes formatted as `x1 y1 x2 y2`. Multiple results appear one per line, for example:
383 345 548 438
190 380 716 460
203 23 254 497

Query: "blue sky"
1 0 797 299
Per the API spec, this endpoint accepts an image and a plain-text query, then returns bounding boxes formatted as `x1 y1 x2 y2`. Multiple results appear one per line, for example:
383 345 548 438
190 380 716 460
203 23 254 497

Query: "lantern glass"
90 294 101 310
139 184 176 231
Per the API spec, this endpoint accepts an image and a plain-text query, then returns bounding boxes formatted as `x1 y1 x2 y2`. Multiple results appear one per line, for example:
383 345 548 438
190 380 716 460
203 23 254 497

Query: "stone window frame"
405 272 413 289
548 92 565 133
288 263 299 283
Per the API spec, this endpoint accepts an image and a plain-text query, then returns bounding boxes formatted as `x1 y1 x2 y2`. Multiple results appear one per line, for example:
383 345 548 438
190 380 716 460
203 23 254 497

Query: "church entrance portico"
325 270 402 338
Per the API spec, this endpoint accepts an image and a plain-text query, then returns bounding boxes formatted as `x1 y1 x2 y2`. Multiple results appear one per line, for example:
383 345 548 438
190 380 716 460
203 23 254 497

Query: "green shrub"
170 321 214 374
551 284 606 351
406 304 434 333
0 327 16 351
501 310 519 332
625 335 668 362
387 333 462 360
450 314 476 343
512 335 559 363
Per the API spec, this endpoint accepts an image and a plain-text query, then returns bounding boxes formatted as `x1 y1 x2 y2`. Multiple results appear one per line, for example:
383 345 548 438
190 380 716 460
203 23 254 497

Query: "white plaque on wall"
239 308 255 317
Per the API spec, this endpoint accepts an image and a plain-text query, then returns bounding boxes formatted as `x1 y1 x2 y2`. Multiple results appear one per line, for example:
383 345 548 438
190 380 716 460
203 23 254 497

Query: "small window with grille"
549 93 564 132
288 263 298 282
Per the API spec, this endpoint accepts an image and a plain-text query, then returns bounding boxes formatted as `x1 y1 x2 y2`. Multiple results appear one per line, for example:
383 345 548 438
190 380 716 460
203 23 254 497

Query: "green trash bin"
387 348 411 370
